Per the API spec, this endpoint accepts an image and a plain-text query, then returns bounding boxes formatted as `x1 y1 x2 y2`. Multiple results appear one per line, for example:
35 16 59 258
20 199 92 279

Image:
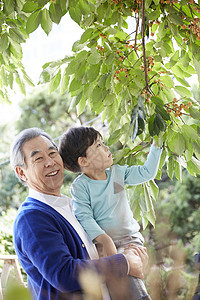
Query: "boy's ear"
78 156 88 167
15 166 27 182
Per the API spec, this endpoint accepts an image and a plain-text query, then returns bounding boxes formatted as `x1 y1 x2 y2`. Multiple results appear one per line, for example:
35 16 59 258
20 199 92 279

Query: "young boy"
59 126 162 300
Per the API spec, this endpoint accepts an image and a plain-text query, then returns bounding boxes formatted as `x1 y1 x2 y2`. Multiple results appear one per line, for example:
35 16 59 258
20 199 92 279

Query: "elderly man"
10 127 148 300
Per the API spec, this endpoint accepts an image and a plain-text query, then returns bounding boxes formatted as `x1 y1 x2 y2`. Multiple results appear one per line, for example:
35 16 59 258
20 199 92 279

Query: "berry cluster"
184 18 200 41
100 33 106 39
165 98 192 117
141 89 152 103
114 67 129 80
140 56 155 73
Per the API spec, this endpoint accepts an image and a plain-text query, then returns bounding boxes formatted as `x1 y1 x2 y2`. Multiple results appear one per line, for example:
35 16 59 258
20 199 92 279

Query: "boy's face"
85 136 113 171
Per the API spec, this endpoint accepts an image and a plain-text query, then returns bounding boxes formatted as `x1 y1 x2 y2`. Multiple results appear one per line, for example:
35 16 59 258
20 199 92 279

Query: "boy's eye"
97 143 101 147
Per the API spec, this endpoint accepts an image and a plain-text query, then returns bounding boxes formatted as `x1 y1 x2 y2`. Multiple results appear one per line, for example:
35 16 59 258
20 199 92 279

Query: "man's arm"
14 208 131 293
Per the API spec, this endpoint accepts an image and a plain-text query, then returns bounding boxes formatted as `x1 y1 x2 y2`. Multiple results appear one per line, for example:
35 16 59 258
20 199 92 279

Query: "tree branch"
141 0 149 90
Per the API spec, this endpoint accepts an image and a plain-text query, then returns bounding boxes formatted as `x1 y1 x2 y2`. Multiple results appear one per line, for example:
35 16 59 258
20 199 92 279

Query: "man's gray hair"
10 127 57 184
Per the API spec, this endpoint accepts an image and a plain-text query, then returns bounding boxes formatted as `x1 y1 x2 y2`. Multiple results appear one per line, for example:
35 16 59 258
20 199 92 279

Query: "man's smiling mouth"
46 170 59 177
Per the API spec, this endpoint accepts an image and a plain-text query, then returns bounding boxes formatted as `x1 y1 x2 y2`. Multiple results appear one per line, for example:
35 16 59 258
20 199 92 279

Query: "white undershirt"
28 188 99 260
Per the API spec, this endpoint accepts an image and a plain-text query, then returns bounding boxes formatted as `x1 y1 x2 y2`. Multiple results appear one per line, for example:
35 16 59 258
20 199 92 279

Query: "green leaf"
169 50 179 67
174 159 182 182
149 180 159 200
22 1 38 12
49 69 61 93
161 75 174 88
37 0 49 6
22 72 35 87
167 156 174 179
145 0 152 9
189 106 200 119
15 76 26 95
26 11 42 34
156 105 170 121
1 66 7 86
69 6 82 24
114 148 131 163
75 50 88 62
105 52 114 65
143 183 156 224
41 9 52 35
158 22 167 39
60 0 68 11
49 2 63 24
104 94 115 106
159 150 167 168
174 75 190 87
38 70 51 84
182 124 200 140
86 64 100 82
87 52 101 65
193 58 200 83
8 72 14 89
79 0 91 15
192 140 200 154
151 95 164 106
148 7 160 20
174 86 192 98
3 0 15 15
9 28 26 43
0 34 9 51
69 77 82 92
77 93 86 115
65 60 79 75
187 156 200 175
184 142 193 161
169 13 183 25
60 74 70 95
168 132 186 155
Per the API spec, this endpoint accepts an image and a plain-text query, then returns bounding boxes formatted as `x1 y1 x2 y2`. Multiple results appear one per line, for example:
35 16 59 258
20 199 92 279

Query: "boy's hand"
153 132 164 148
95 233 117 257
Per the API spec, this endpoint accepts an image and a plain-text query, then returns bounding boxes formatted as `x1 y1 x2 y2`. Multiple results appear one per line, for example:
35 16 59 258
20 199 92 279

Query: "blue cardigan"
13 197 128 300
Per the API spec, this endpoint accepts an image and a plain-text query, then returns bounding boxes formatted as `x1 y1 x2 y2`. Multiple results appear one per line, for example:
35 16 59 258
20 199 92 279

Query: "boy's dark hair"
59 126 101 173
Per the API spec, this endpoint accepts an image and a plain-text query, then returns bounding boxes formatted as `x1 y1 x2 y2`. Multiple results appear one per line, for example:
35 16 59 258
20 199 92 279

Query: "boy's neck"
83 169 107 180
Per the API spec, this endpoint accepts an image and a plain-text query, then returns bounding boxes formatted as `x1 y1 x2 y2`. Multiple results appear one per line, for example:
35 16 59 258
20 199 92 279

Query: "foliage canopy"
1 0 200 226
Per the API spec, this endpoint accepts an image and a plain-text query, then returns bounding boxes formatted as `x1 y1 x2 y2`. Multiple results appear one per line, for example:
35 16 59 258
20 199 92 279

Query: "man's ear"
78 156 88 167
15 166 27 182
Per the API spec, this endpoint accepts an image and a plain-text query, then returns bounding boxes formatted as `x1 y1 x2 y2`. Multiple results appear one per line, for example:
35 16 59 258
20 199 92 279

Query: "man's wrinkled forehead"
22 136 57 159
30 146 57 158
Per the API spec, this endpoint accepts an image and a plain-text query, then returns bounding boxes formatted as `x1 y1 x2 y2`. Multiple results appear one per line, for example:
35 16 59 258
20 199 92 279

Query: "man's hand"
123 246 149 278
125 244 149 271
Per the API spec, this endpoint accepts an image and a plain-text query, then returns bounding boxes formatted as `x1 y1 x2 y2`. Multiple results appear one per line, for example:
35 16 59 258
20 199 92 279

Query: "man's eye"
97 143 101 147
49 151 57 157
35 157 42 162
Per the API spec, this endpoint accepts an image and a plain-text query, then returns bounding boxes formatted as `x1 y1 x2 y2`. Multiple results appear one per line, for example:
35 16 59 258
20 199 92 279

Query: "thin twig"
134 16 140 58
141 0 149 90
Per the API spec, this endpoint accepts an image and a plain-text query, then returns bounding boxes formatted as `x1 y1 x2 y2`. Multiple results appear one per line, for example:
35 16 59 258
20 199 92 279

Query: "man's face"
16 136 64 196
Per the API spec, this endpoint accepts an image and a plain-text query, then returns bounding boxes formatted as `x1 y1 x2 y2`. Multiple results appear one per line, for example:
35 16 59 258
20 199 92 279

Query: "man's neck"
28 186 61 197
